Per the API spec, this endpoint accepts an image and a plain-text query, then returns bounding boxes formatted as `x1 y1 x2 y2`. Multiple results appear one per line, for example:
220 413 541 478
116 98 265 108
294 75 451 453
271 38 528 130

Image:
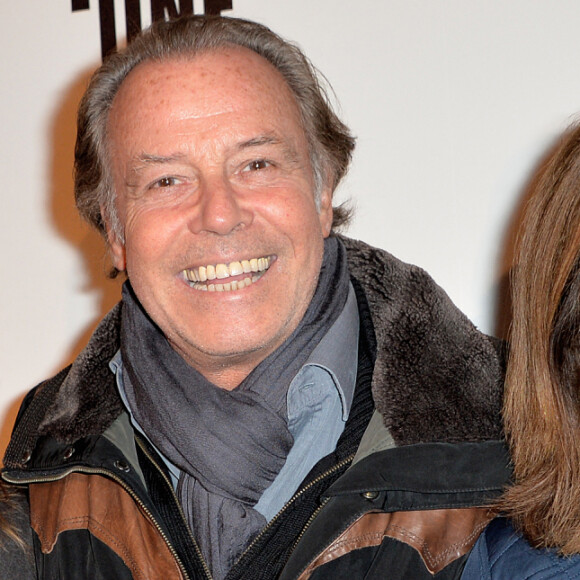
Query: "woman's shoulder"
462 518 580 579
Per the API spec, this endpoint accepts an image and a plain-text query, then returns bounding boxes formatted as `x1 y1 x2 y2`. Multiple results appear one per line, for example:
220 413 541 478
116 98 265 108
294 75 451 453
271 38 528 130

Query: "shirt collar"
301 282 359 420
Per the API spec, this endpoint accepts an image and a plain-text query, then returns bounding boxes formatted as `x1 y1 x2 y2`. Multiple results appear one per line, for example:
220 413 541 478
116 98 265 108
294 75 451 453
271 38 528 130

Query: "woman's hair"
0 483 27 550
74 14 355 241
501 122 580 553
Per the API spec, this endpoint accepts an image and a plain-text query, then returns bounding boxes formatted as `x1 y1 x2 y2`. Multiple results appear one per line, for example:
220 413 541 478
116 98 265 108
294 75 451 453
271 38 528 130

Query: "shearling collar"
340 236 503 444
5 236 504 465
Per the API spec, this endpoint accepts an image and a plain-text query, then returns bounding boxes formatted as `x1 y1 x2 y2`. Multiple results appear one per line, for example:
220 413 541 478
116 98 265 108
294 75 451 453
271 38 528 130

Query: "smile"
182 256 272 292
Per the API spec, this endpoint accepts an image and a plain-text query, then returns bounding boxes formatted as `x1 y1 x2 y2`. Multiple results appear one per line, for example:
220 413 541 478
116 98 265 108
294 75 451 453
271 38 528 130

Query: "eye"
151 176 180 189
243 159 271 172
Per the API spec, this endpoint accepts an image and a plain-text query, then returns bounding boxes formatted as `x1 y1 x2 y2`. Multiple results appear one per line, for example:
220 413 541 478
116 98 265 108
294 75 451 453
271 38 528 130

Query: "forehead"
108 47 304 138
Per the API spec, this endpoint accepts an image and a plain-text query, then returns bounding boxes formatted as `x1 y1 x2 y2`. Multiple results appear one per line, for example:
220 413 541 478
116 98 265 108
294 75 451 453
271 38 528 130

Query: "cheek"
123 210 178 270
263 190 322 236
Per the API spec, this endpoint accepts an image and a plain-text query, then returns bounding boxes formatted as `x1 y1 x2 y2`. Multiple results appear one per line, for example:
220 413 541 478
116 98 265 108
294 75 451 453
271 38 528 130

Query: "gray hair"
74 15 355 240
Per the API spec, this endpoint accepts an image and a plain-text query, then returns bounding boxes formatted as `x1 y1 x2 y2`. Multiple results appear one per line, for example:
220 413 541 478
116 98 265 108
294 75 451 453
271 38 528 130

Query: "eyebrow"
134 152 188 166
126 152 189 181
237 134 282 149
237 133 301 164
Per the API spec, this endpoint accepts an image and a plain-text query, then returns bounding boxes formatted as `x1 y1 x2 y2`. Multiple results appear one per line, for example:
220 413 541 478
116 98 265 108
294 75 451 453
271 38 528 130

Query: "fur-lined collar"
340 236 503 444
6 236 503 462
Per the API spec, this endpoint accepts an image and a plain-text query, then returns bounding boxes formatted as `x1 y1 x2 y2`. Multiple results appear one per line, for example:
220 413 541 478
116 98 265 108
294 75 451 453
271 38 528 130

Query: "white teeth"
184 257 271 292
215 264 229 279
229 261 243 276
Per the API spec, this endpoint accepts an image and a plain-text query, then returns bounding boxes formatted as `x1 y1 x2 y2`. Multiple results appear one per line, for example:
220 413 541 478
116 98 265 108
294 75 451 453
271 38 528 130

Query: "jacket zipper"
233 453 355 569
135 436 213 580
136 441 355 579
4 466 192 580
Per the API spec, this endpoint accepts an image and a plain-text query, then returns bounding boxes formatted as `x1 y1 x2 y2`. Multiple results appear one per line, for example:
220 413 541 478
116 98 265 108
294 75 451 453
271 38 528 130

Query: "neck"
169 339 276 391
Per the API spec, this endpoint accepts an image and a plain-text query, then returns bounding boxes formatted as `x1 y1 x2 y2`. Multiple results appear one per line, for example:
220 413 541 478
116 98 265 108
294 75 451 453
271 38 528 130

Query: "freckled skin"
105 48 333 389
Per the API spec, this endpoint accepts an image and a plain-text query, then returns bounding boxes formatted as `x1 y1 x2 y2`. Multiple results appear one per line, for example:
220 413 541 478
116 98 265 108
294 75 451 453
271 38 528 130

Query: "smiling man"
3 15 509 580
106 48 333 388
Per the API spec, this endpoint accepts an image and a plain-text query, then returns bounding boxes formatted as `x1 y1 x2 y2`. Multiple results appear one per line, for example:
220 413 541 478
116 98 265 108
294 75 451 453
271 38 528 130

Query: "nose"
188 174 252 235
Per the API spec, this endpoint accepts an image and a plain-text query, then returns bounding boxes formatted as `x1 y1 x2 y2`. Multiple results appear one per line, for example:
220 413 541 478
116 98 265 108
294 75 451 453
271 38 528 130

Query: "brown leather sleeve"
299 507 493 579
29 473 186 580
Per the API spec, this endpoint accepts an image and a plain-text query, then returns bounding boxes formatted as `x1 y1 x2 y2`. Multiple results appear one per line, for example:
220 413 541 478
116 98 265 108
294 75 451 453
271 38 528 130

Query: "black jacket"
2 236 510 579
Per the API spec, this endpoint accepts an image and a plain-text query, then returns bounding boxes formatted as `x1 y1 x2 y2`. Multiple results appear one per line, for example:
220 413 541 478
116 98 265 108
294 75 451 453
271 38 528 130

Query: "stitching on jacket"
326 530 384 555
385 518 490 568
36 515 145 577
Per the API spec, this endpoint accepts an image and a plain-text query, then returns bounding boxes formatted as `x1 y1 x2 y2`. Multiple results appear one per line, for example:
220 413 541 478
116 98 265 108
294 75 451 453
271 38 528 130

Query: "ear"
101 208 126 272
318 185 333 238
109 233 127 272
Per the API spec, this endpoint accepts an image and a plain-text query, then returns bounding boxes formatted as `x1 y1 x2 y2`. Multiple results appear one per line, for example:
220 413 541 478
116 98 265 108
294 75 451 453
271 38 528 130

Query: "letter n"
151 0 194 21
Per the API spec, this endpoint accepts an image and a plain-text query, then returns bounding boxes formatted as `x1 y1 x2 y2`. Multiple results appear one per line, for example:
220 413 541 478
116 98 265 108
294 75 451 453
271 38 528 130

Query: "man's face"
106 48 333 389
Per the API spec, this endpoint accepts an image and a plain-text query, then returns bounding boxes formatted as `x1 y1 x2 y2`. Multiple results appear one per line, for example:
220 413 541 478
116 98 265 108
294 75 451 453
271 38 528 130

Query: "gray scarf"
120 236 349 579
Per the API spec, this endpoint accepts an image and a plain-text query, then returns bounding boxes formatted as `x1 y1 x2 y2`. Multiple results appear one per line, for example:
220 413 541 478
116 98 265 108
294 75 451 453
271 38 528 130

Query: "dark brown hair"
501 122 580 553
74 15 355 240
0 483 27 550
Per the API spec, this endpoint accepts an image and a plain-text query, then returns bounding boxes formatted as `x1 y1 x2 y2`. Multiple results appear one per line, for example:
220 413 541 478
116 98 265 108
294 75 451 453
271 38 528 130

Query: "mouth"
182 256 273 292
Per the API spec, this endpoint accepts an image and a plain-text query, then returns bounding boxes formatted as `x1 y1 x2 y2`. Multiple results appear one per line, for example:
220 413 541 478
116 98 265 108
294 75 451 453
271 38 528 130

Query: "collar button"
114 460 130 473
